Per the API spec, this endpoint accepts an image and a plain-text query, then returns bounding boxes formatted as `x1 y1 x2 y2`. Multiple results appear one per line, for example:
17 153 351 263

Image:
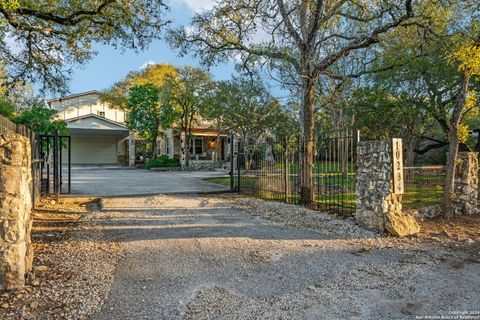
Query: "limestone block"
385 211 420 237
0 242 26 289
0 133 33 291
0 134 27 167
1 219 26 243
0 196 23 220
0 166 22 194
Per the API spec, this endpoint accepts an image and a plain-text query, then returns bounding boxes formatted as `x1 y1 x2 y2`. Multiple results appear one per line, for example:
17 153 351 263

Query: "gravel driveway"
86 194 480 320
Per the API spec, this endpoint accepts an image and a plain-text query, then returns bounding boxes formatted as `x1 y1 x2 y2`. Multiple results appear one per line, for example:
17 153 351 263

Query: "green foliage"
14 105 67 135
205 76 287 142
144 155 180 169
347 87 422 140
127 84 175 146
0 95 15 118
102 64 177 110
162 66 212 134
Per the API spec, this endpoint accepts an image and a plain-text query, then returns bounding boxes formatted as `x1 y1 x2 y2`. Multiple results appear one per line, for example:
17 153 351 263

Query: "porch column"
180 131 186 170
167 129 174 159
128 131 135 168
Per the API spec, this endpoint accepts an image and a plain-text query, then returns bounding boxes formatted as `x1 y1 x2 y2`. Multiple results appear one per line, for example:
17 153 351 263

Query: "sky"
65 0 235 97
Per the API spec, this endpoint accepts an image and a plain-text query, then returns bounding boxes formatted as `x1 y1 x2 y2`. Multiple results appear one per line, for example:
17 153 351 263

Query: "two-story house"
47 90 130 165
48 90 230 168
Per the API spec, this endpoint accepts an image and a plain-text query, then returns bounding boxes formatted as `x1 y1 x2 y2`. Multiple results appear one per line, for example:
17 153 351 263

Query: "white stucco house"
48 90 231 168
47 90 130 165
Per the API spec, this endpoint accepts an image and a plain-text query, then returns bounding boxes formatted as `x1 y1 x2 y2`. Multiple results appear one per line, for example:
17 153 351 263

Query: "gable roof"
65 113 128 130
46 90 102 103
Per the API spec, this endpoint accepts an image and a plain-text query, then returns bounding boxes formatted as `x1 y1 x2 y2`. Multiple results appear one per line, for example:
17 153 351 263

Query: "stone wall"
0 133 33 290
187 160 223 171
453 152 478 215
356 140 419 236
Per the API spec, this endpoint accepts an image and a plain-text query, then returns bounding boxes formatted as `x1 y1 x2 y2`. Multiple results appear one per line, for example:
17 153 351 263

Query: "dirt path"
87 194 480 320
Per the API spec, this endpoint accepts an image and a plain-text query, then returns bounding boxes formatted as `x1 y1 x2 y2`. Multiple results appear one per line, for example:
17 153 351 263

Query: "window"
189 138 203 155
97 111 105 118
165 139 170 155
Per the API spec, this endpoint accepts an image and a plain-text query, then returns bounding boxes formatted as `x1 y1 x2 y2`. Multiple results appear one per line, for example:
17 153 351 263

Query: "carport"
64 114 130 165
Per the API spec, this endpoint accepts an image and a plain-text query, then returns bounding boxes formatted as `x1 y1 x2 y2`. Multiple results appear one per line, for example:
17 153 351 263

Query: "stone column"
167 129 174 159
0 133 33 290
453 152 478 215
128 132 135 168
180 131 186 170
356 139 419 236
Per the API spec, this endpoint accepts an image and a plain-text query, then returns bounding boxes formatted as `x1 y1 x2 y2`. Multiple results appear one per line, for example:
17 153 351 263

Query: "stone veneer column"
0 133 33 290
180 131 186 170
356 140 419 236
453 152 478 215
167 129 174 159
128 132 135 168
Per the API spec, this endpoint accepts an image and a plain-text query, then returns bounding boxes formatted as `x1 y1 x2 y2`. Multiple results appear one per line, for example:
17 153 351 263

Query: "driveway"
66 166 229 196
89 194 479 320
6 194 479 319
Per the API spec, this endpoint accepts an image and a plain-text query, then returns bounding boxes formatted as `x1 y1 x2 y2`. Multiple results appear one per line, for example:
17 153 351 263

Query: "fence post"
453 152 478 215
284 138 289 203
356 139 419 236
0 132 34 290
237 141 241 192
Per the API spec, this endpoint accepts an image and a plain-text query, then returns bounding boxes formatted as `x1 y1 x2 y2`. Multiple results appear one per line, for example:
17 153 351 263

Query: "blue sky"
64 0 291 102
66 1 236 96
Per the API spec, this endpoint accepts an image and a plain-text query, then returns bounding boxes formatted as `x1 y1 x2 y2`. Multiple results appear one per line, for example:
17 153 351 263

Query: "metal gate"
39 129 71 198
232 130 358 215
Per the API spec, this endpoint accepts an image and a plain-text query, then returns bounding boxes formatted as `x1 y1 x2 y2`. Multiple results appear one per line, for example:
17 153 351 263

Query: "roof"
46 90 102 103
64 113 128 129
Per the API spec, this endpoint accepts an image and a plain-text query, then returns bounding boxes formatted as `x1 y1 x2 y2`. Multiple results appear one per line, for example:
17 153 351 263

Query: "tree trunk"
405 135 415 167
443 73 470 218
299 76 315 205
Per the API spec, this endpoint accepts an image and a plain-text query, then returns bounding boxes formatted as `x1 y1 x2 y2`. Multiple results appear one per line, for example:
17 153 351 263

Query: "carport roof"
66 114 128 128
66 114 129 136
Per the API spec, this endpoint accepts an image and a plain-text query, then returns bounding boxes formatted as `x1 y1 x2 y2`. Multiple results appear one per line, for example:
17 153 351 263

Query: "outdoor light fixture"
208 139 216 149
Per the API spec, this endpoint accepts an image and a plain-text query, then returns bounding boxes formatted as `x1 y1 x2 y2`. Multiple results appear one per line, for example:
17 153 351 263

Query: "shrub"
145 155 180 169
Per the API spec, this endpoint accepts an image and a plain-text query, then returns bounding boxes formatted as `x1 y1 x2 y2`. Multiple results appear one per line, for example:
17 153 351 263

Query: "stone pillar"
453 152 478 215
167 129 174 159
128 132 135 168
0 133 33 290
356 139 419 236
180 131 186 170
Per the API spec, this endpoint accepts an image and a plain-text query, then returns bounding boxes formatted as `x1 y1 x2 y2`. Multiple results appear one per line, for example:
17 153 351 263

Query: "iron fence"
403 165 445 209
233 130 358 215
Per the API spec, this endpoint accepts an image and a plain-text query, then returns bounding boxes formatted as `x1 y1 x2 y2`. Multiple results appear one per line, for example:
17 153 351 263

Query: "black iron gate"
39 129 71 198
232 130 358 215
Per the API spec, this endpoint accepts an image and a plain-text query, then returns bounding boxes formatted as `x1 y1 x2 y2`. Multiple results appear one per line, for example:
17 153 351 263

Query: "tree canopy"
102 63 177 109
167 0 416 204
0 0 169 93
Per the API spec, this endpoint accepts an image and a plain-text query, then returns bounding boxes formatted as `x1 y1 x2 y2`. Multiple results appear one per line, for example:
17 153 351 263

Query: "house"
48 90 129 165
48 90 230 168
160 121 230 170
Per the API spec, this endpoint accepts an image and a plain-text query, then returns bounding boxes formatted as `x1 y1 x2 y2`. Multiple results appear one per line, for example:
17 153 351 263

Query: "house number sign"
392 138 404 194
